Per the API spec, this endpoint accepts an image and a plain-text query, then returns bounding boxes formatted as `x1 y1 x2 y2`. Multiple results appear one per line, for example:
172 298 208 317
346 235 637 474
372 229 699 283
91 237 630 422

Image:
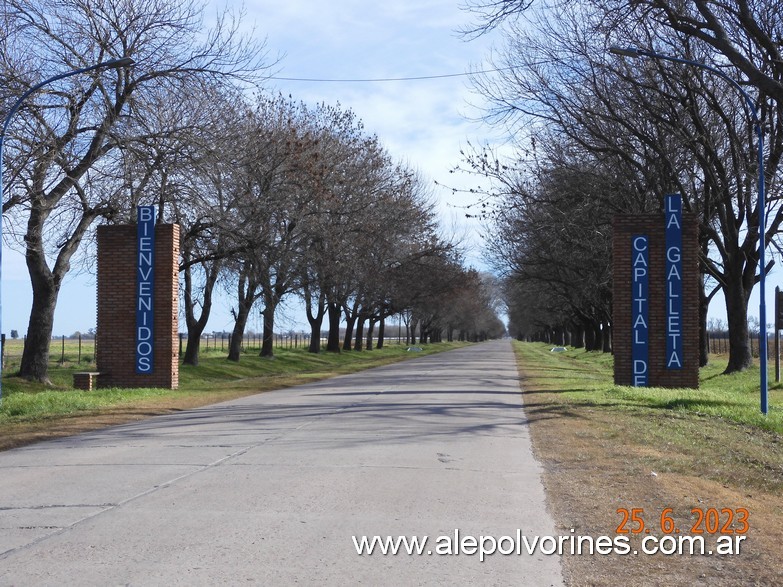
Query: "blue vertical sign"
136 206 155 374
632 235 649 386
665 194 683 369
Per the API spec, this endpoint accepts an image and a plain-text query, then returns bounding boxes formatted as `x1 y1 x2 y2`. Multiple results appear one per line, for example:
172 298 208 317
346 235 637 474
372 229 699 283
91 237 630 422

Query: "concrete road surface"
0 340 563 586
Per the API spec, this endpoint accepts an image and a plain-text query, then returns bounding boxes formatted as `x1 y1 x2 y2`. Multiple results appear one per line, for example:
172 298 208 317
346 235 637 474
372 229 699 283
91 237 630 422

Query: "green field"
3 337 97 372
514 342 783 434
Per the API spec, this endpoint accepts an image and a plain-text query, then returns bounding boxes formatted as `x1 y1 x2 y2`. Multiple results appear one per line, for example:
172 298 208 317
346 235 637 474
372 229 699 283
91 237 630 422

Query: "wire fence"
182 332 409 354
1 335 97 370
0 331 412 370
707 332 775 358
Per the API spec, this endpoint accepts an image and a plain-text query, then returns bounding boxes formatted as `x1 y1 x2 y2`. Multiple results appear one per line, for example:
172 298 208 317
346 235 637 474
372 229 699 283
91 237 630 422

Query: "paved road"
0 340 563 586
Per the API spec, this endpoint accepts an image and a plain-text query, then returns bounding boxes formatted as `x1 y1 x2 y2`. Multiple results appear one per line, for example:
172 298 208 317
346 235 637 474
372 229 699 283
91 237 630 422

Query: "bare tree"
1 0 270 382
620 1 783 104
221 96 313 361
466 1 783 370
480 150 615 350
173 88 251 366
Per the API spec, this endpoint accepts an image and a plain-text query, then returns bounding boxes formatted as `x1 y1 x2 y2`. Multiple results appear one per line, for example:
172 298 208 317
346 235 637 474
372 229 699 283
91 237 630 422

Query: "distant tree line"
168 94 505 365
1 0 504 383
461 0 783 373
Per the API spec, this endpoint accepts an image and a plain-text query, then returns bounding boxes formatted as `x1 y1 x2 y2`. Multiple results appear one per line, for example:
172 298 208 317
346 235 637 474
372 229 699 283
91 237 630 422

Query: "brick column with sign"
96 222 179 389
613 207 699 388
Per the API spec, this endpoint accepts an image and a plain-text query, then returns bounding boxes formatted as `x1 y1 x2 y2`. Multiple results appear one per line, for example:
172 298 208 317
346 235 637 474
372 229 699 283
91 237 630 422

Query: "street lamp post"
610 46 769 415
0 56 133 404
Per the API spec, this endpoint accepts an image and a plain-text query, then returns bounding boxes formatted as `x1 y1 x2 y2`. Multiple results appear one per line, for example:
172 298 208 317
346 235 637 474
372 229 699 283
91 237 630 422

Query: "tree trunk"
572 323 584 349
354 317 365 351
591 321 602 351
305 289 326 354
20 204 97 382
377 317 386 349
19 278 57 383
326 302 342 353
260 304 276 357
182 259 220 367
601 320 612 353
723 278 753 373
583 320 596 351
366 318 376 350
342 299 360 350
227 303 252 361
227 274 258 362
343 315 356 351
183 333 202 366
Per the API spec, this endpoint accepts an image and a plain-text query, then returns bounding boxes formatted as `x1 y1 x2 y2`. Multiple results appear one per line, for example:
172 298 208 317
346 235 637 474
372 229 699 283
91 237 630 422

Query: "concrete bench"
73 372 101 391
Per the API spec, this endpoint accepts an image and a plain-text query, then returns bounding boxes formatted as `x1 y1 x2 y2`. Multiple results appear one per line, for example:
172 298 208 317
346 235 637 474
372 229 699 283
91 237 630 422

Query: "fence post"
61 335 65 365
1 334 4 369
78 333 82 364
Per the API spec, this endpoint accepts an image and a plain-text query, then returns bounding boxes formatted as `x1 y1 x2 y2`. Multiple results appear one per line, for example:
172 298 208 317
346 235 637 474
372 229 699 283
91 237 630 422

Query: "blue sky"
2 0 501 337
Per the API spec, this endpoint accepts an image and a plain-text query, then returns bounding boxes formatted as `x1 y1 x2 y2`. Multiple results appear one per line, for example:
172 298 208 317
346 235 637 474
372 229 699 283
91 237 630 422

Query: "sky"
1 0 779 339
2 0 502 338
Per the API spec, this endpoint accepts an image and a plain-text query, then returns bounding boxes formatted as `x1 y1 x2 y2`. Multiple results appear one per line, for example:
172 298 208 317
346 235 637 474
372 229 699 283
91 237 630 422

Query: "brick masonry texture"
96 224 180 389
613 213 700 388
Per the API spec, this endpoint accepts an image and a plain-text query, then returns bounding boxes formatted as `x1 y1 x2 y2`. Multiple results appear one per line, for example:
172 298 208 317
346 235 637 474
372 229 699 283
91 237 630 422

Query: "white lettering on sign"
631 234 649 386
665 195 683 370
136 206 155 374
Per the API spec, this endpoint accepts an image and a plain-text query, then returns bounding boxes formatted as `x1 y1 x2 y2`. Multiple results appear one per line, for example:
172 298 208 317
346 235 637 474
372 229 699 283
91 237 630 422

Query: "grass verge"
514 342 783 586
0 342 468 451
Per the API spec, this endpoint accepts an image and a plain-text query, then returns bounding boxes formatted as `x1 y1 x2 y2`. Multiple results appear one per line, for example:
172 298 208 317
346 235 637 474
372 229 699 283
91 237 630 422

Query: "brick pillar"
613 213 700 388
96 224 180 389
